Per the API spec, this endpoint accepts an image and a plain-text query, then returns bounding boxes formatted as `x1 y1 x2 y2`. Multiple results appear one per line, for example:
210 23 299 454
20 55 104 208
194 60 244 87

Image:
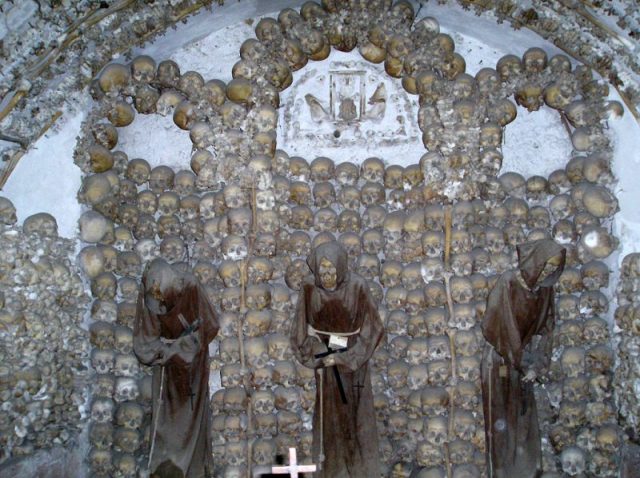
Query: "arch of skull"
61 1 627 477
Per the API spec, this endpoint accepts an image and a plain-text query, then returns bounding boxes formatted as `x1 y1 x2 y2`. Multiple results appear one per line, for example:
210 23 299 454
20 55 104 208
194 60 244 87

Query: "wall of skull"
614 253 640 444
0 204 89 465
64 1 630 477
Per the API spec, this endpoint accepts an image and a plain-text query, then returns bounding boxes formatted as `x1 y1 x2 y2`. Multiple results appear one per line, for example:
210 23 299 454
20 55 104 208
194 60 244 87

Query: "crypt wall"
1 1 640 477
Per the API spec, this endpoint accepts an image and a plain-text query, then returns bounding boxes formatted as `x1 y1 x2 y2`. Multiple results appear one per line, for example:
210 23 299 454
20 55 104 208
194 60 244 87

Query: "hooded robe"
481 239 566 478
134 260 219 478
290 241 385 478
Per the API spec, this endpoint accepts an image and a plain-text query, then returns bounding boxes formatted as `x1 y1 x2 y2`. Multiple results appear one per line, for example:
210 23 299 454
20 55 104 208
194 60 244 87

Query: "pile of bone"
613 253 640 442
0 198 89 465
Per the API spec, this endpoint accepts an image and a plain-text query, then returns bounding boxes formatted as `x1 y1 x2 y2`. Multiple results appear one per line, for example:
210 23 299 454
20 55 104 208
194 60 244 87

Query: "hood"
516 239 566 289
141 258 184 314
306 241 349 290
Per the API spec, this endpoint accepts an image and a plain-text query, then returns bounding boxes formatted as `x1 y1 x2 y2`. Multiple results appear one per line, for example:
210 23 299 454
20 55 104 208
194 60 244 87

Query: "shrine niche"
56 0 629 477
280 52 422 159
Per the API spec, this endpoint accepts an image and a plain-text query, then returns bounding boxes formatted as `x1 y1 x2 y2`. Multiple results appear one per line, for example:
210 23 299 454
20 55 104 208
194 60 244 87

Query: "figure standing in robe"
134 258 219 478
290 241 385 478
481 239 566 478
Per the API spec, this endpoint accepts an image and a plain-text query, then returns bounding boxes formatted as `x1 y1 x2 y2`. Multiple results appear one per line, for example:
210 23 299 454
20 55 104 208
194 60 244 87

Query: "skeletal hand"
323 355 336 367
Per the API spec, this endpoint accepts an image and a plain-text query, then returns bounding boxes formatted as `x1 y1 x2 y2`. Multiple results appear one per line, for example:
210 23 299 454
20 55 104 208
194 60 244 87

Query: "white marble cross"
271 448 317 478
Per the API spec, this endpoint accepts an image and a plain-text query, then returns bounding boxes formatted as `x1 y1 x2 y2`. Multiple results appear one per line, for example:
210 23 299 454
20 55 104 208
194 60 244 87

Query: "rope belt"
307 324 361 338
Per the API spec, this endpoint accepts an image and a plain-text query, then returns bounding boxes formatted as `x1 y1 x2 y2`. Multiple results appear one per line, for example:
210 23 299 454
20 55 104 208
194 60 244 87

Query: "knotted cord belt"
307 324 361 339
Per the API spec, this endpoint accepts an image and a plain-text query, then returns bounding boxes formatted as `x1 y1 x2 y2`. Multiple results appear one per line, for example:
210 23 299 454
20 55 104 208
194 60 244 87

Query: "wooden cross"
271 448 317 478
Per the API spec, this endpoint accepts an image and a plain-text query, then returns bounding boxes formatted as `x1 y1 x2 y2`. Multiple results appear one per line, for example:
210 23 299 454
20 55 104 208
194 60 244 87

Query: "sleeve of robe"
481 273 525 370
290 283 328 369
330 281 385 372
196 281 219 346
133 283 206 367
523 286 555 376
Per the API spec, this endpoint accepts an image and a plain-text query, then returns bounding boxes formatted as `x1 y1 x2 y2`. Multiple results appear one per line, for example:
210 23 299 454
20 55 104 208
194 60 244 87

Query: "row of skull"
612 252 640 443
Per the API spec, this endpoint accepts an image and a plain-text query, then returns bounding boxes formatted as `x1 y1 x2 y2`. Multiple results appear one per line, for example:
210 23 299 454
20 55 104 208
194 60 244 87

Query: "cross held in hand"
271 448 317 478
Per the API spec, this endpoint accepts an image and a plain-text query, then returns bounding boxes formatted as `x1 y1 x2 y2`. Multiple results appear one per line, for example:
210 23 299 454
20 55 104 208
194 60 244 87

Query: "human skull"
267 333 292 362
289 181 312 206
406 289 426 316
585 343 614 374
221 363 246 388
361 157 385 183
416 441 445 468
406 338 429 365
221 287 242 312
389 336 410 361
94 373 116 400
337 210 361 234
245 284 271 311
455 354 480 382
579 290 608 318
428 360 451 385
423 307 446 336
451 253 473 277
222 235 248 262
226 207 252 236
452 409 476 441
408 365 429 392
361 182 385 206
89 448 113 475
561 375 589 404
425 416 449 446
89 422 114 451
387 361 410 390
560 446 587 476
578 226 618 260
158 235 186 263
454 330 479 357
420 258 444 282
555 320 583 347
115 402 144 431
561 347 586 378
114 354 140 378
424 335 449 361
91 397 115 423
356 254 380 281
114 377 139 403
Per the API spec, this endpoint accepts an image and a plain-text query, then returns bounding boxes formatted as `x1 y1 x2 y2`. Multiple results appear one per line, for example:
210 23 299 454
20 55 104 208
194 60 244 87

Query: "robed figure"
481 239 566 478
290 242 385 478
134 259 219 478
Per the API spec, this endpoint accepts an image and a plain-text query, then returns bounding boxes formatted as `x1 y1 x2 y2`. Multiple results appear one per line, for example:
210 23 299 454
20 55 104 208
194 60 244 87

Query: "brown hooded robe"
134 262 219 478
290 241 385 478
481 239 566 478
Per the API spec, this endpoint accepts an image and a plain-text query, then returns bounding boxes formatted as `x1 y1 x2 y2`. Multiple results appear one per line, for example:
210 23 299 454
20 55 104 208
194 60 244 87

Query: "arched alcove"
1 1 639 477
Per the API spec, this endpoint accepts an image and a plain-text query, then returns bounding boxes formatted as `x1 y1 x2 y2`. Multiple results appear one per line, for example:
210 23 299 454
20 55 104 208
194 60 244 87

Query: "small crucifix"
271 448 317 478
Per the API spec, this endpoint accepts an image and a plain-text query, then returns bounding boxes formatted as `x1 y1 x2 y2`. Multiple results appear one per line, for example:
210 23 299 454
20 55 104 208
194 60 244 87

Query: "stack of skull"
613 253 640 445
72 1 627 476
0 199 89 465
